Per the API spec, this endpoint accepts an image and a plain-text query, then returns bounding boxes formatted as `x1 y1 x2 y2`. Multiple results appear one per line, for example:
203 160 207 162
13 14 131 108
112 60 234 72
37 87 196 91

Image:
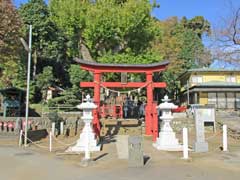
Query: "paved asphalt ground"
1 112 240 180
0 138 240 180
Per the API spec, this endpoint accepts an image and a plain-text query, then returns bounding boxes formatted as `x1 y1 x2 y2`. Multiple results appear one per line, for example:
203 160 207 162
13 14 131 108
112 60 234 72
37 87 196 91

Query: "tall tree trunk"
33 50 37 80
79 37 94 62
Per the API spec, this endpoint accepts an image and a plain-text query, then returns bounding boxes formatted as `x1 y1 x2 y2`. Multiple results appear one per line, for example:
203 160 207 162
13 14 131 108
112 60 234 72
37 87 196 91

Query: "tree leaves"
0 0 22 87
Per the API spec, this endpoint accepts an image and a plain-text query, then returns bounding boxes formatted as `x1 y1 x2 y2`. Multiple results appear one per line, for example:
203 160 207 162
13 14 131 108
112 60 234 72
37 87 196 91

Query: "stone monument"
193 106 208 152
153 95 183 151
128 136 144 167
66 95 100 158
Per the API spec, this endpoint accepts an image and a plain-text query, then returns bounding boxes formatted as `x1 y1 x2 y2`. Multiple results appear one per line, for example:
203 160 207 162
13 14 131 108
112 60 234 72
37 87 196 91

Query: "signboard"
194 105 216 132
195 107 215 123
121 72 128 84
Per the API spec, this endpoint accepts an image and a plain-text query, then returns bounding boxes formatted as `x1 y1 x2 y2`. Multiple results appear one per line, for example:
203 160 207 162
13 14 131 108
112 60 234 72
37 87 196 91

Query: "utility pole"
24 25 32 147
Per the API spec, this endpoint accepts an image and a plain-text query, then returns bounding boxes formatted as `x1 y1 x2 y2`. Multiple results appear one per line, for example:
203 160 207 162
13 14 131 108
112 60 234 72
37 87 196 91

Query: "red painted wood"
100 105 123 119
93 72 101 136
152 102 158 141
80 64 166 73
145 72 153 135
80 82 166 88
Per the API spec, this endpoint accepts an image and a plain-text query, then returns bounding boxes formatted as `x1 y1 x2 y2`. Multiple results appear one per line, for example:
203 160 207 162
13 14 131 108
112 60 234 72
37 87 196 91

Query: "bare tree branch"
210 1 240 62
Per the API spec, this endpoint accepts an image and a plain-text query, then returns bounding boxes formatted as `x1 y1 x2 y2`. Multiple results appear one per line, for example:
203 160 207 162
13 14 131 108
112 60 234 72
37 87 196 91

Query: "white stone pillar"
51 122 55 136
182 128 189 159
223 125 228 151
49 131 52 152
19 130 23 147
60 121 64 135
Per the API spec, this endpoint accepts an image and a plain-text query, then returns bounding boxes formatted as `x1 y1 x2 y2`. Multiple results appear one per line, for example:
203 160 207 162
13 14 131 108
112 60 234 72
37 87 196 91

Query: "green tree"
47 90 81 108
83 0 157 58
68 64 92 100
152 17 211 97
19 0 67 80
50 0 160 61
48 64 92 107
50 0 92 60
0 0 23 87
184 16 211 39
36 66 55 101
49 0 162 86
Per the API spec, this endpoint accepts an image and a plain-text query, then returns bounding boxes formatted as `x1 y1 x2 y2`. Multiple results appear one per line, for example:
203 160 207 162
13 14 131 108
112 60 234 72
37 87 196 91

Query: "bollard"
182 127 189 159
49 131 52 152
223 125 228 151
51 122 55 136
60 121 64 135
19 130 23 147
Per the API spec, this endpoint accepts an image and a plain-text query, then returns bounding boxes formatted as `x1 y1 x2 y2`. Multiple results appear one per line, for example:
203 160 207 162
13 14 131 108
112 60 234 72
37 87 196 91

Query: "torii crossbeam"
75 58 169 141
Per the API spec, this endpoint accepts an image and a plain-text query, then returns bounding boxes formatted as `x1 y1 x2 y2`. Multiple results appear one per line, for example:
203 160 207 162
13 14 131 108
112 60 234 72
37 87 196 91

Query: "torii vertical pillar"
145 72 153 135
93 72 101 136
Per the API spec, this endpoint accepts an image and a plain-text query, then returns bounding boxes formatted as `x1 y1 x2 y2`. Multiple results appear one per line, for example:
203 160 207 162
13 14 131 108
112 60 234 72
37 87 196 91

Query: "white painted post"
183 128 189 159
51 122 55 136
19 130 23 147
60 121 64 135
223 125 228 151
49 131 52 152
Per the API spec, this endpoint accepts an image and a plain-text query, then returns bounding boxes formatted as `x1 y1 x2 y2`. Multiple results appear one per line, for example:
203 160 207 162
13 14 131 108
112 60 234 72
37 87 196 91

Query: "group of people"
123 97 146 119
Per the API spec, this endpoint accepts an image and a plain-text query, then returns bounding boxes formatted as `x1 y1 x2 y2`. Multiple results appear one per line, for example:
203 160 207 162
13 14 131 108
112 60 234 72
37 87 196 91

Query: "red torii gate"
75 58 169 141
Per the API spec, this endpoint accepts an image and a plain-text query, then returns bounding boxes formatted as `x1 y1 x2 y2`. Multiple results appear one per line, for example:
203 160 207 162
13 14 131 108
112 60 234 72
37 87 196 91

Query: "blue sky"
14 0 240 27
152 0 240 26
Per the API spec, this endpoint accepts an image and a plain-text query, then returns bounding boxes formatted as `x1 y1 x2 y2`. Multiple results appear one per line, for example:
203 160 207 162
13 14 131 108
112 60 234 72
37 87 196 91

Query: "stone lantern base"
153 131 183 151
66 133 100 153
66 123 100 153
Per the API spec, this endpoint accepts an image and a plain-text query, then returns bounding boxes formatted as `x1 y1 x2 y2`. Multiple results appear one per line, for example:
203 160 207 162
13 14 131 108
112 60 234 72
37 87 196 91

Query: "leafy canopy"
0 0 22 87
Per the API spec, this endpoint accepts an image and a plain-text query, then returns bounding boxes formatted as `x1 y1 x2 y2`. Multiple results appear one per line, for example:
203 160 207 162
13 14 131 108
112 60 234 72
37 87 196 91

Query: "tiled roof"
187 68 240 72
195 81 240 87
178 68 240 80
74 58 169 68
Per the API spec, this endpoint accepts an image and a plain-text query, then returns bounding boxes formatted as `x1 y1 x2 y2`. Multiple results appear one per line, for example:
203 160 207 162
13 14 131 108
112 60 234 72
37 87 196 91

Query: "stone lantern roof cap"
158 95 178 109
77 94 97 109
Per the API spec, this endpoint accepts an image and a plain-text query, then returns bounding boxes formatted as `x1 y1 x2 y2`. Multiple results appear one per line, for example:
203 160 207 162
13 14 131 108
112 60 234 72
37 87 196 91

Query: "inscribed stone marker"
194 106 208 152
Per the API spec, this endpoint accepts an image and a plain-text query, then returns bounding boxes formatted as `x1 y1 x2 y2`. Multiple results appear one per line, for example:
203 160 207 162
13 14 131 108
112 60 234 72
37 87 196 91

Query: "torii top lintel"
74 58 169 73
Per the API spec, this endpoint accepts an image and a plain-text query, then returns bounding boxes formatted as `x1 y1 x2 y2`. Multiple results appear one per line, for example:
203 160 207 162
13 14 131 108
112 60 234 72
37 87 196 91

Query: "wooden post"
93 72 101 136
145 72 153 135
152 102 158 141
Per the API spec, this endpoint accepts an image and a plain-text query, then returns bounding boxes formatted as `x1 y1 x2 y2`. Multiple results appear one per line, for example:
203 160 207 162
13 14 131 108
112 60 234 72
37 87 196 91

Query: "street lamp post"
21 25 32 147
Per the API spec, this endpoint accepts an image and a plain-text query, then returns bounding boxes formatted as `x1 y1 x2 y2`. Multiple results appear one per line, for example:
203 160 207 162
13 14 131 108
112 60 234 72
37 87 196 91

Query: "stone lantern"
66 95 100 159
153 95 182 151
